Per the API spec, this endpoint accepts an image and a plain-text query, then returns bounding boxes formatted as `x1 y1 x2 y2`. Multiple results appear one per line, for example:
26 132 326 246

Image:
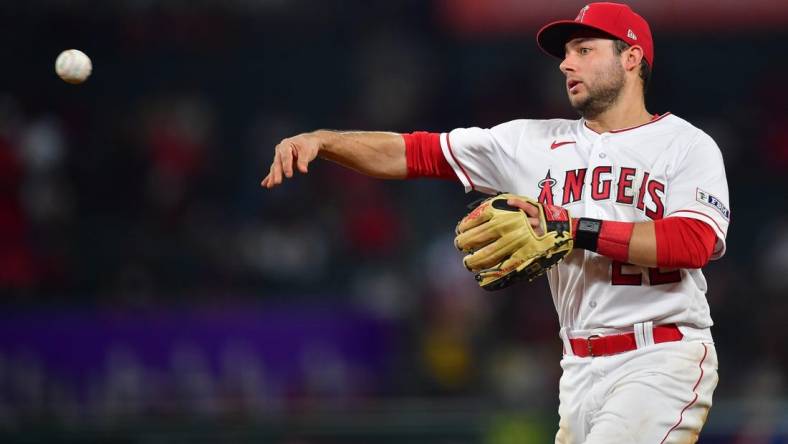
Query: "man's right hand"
261 130 407 188
260 132 324 189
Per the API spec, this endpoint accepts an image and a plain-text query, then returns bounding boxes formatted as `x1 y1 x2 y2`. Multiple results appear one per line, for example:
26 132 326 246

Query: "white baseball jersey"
440 113 731 335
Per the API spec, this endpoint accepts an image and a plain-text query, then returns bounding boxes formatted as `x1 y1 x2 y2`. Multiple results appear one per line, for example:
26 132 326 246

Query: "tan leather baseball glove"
454 193 574 290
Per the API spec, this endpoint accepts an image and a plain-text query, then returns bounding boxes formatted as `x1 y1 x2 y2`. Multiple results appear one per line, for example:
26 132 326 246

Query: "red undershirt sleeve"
402 132 457 180
655 217 716 269
571 216 716 268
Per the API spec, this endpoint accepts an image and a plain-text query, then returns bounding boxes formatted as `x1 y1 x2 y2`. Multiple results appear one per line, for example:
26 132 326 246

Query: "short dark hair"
613 39 650 94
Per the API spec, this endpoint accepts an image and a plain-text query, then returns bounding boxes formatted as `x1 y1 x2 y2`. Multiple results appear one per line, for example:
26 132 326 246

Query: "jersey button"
599 153 607 159
589 301 597 308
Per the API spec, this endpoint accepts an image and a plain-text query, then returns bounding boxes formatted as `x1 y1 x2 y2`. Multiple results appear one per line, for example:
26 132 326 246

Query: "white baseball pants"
555 340 718 444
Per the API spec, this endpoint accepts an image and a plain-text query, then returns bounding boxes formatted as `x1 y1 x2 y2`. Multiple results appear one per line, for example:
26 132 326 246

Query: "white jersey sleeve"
664 131 731 259
439 120 526 194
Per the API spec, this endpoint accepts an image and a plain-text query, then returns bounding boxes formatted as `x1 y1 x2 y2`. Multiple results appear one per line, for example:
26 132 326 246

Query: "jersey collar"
582 112 672 135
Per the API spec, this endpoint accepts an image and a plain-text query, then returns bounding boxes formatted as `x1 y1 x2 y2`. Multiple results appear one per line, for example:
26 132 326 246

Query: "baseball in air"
55 49 92 84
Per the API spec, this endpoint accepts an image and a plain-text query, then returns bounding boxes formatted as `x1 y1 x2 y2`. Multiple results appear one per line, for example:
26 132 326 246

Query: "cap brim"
536 20 620 60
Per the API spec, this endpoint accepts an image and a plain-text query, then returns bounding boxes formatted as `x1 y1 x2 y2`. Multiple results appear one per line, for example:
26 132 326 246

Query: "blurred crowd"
0 1 786 441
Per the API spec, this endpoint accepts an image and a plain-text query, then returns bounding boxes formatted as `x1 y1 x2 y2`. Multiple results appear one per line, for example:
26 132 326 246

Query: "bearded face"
568 53 626 119
560 36 630 120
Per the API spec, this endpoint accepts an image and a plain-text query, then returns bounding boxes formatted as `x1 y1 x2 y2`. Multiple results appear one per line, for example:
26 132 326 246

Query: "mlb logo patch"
696 189 730 220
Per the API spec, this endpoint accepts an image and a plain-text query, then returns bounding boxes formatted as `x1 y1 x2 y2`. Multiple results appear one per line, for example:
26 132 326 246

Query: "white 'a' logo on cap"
576 5 590 22
627 29 638 40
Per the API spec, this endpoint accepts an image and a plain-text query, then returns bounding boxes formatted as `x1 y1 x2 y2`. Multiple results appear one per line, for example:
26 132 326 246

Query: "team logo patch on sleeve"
696 189 730 219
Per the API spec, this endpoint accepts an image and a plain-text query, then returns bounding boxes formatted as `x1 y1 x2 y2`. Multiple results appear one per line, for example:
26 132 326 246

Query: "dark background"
0 1 786 442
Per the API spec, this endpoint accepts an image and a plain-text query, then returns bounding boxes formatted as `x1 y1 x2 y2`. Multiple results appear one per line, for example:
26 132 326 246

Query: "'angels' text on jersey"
535 167 666 220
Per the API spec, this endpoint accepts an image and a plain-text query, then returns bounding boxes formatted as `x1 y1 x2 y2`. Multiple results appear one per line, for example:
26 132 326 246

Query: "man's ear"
623 45 644 72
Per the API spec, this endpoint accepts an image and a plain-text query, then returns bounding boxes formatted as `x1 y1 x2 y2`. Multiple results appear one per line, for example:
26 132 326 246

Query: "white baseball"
55 49 92 84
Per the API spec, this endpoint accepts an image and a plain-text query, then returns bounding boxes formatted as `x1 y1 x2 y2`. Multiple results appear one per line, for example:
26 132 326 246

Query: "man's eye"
580 48 591 55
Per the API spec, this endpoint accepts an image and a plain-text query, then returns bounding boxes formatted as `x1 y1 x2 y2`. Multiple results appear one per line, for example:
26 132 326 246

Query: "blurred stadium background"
1 1 787 442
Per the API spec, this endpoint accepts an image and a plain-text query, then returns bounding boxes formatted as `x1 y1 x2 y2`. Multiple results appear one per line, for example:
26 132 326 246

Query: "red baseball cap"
536 2 654 67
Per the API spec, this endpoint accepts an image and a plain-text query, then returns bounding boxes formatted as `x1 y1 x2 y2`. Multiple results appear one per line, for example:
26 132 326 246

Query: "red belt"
568 324 683 357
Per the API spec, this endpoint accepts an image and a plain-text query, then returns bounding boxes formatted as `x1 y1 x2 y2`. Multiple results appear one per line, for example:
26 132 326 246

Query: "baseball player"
261 3 730 443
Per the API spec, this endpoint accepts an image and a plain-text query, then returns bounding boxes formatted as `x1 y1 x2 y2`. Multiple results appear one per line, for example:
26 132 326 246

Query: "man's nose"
559 56 575 74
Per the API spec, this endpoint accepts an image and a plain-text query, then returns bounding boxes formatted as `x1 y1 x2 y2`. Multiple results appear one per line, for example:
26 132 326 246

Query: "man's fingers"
262 134 321 190
295 145 310 173
505 198 544 234
522 201 542 218
296 153 309 173
506 198 541 217
271 149 284 185
281 141 295 178
529 216 545 235
262 162 276 188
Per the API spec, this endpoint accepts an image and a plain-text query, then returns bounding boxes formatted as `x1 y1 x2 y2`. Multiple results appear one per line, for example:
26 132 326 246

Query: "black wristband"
575 218 602 251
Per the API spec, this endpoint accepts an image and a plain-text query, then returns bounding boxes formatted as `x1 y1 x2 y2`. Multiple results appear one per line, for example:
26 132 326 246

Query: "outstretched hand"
260 133 322 189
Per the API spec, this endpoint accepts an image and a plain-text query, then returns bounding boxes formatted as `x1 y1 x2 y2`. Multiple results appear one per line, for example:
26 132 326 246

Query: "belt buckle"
587 334 602 357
